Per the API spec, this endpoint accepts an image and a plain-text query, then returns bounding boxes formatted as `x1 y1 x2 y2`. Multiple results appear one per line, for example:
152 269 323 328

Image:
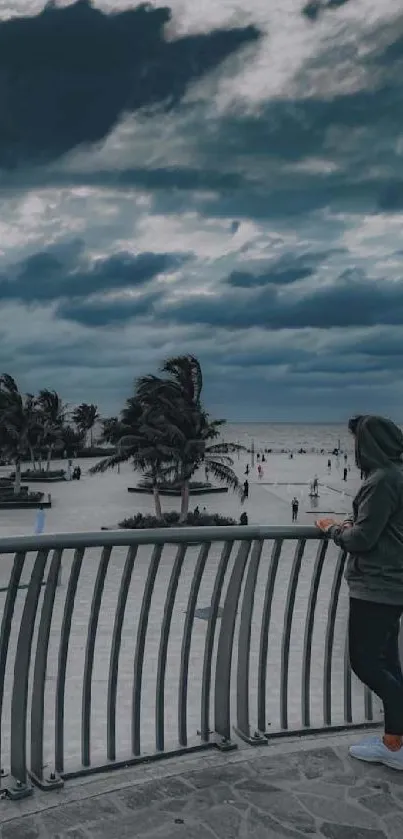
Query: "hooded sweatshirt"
329 415 403 605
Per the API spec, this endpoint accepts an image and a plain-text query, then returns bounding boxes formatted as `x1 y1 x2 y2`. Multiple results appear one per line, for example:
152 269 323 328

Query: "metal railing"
0 526 381 800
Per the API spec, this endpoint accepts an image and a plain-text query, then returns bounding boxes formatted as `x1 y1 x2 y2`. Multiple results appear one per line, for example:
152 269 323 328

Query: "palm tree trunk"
46 446 52 472
29 446 37 472
179 479 190 523
153 483 163 520
90 428 93 447
14 460 21 496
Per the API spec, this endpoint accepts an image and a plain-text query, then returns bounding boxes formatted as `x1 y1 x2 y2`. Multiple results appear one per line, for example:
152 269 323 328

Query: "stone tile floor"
1 733 403 838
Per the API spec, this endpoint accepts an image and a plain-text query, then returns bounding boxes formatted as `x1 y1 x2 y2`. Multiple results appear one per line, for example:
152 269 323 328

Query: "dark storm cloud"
0 0 260 170
52 268 403 330
0 247 188 303
160 272 403 330
56 293 157 327
226 251 339 288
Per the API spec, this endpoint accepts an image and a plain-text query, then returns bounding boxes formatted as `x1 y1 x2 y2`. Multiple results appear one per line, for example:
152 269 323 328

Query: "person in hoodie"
316 415 403 771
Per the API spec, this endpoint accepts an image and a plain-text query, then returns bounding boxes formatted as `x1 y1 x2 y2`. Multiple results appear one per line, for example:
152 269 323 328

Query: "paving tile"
320 824 387 839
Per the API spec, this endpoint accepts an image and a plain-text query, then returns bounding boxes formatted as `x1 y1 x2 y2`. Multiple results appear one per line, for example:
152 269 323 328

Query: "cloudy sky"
1 0 403 422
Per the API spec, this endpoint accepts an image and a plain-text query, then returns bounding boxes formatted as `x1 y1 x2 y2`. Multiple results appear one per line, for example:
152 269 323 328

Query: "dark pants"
292 508 298 521
349 598 403 735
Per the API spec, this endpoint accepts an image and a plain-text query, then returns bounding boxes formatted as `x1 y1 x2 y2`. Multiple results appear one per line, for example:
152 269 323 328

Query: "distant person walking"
245 464 249 476
316 415 403 771
327 458 331 473
291 497 299 522
344 453 348 463
257 464 263 479
343 466 348 481
313 475 319 496
242 479 249 501
35 504 45 535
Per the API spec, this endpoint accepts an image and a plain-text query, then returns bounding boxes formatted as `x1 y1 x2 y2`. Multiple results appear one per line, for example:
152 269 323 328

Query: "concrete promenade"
1 731 403 837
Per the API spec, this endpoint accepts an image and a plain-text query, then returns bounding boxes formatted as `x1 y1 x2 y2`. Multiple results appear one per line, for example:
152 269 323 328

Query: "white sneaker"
349 736 403 770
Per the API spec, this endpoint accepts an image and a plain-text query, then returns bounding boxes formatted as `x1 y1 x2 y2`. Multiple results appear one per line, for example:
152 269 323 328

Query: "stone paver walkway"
2 735 403 837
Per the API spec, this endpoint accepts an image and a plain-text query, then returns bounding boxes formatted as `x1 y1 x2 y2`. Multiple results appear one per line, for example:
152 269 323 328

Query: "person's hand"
340 520 353 531
315 517 338 532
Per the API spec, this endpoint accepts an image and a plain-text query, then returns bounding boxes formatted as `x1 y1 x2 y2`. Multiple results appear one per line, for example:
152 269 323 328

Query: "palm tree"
0 375 42 494
100 417 121 446
37 389 67 471
137 356 245 522
61 425 85 459
89 398 174 520
73 403 100 447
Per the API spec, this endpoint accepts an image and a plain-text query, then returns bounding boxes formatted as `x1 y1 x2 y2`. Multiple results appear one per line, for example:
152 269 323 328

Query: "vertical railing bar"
107 545 138 762
257 539 283 733
178 542 211 747
132 544 163 757
236 539 264 741
301 539 329 728
30 549 63 785
200 540 234 742
364 686 374 721
215 540 252 741
82 546 112 768
10 549 49 789
156 543 188 753
323 548 347 726
344 628 352 724
280 539 306 731
0 552 26 781
55 547 85 774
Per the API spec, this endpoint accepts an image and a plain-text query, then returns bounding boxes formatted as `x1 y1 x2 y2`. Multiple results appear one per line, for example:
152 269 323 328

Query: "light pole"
251 439 255 468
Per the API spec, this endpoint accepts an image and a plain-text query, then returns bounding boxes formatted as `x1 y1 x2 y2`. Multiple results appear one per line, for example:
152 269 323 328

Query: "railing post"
234 539 267 745
301 539 329 728
30 549 64 790
82 546 112 768
107 546 138 762
7 550 49 800
323 548 347 726
257 539 283 734
55 548 85 775
178 543 211 747
0 553 26 788
200 541 234 743
214 540 251 747
156 544 187 752
132 545 163 757
280 539 306 731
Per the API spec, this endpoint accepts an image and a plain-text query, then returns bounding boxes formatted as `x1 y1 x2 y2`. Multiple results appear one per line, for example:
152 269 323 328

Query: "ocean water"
220 422 353 454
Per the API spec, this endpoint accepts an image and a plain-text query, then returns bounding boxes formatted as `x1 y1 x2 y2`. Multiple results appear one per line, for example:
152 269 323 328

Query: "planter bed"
9 471 65 483
128 486 228 496
0 493 51 509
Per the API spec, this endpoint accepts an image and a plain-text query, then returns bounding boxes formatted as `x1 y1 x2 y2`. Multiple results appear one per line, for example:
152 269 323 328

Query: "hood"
353 415 403 473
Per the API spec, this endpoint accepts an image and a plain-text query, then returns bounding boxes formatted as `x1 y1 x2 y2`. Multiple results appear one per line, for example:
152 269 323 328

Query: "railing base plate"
214 737 238 753
233 727 268 746
29 771 64 791
5 777 34 800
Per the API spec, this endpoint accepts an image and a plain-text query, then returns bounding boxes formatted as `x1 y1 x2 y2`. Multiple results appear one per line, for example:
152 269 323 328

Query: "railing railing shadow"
0 526 382 800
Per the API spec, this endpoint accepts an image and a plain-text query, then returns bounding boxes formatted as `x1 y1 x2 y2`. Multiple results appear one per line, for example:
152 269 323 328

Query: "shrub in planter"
10 469 65 479
118 511 237 529
138 480 212 491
